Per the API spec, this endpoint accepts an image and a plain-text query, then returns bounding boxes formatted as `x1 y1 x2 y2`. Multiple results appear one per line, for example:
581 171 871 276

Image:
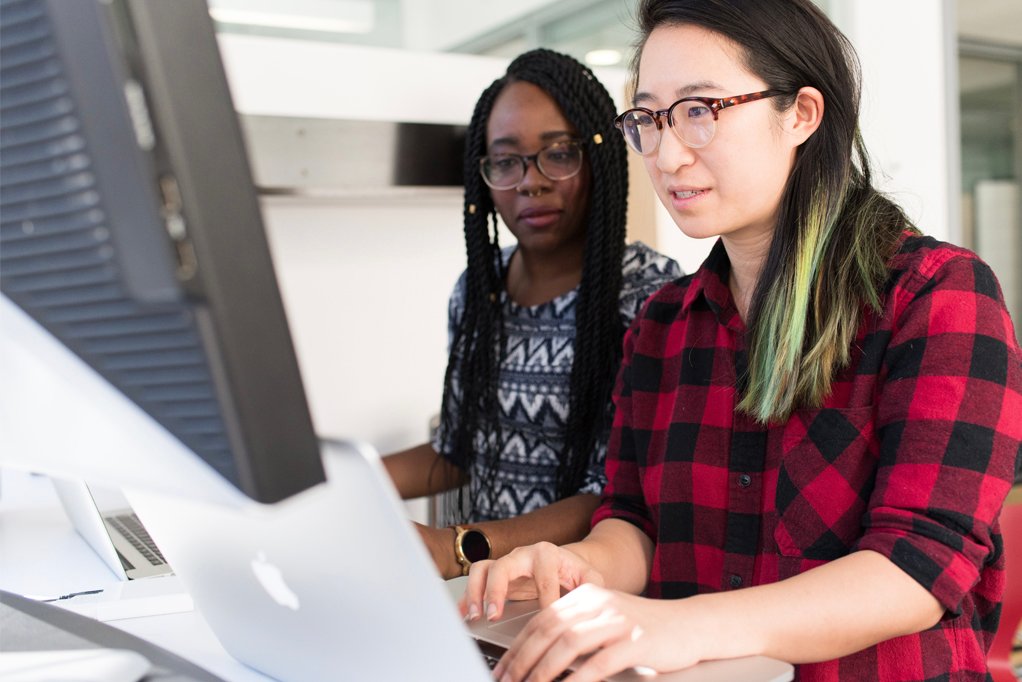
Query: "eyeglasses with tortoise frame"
614 89 786 154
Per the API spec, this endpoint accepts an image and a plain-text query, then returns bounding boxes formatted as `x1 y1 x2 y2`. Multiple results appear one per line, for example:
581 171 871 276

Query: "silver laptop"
123 440 793 682
50 477 172 581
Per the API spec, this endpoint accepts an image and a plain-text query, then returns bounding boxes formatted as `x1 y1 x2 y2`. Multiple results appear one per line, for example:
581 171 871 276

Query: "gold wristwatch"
452 525 491 576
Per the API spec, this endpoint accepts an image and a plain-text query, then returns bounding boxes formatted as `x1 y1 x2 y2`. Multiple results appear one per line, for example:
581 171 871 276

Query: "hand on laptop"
459 541 603 621
465 565 700 682
459 522 676 680
459 519 653 622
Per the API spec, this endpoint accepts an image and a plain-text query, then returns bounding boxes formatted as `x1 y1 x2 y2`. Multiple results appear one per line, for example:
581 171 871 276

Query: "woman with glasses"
461 1 1022 680
383 49 679 580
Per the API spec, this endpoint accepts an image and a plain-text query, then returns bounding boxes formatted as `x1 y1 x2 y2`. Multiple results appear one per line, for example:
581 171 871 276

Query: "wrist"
684 591 766 661
451 525 492 576
439 526 460 579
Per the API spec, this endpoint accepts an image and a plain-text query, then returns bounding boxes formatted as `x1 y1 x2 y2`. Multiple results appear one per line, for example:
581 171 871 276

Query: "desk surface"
0 470 275 681
0 469 793 682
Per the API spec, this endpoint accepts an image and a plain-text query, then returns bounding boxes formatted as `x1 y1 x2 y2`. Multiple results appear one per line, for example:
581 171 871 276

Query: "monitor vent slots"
0 0 235 480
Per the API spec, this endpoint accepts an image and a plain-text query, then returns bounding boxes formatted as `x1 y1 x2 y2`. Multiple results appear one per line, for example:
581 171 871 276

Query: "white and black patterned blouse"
433 241 681 522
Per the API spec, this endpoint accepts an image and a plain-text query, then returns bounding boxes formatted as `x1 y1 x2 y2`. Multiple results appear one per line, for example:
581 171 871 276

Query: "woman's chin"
672 220 722 241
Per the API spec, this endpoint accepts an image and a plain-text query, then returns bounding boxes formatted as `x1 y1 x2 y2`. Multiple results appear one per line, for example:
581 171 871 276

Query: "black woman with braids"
383 49 679 580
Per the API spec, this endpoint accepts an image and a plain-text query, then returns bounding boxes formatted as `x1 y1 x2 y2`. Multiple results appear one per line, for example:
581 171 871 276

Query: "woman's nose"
516 158 552 194
655 127 697 175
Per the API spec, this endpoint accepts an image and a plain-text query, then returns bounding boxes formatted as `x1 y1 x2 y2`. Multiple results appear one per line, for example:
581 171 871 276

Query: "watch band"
452 525 491 576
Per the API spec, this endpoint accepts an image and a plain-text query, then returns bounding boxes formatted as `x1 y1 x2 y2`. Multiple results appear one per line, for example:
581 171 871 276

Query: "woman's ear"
787 86 824 146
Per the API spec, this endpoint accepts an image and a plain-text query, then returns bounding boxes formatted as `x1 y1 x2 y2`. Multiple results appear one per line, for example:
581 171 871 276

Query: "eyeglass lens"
481 142 582 190
618 100 716 155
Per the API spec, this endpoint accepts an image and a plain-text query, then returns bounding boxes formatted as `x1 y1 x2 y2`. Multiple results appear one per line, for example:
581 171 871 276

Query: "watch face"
461 529 490 563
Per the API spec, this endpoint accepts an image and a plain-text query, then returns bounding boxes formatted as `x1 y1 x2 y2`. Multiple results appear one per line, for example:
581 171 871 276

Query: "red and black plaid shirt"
593 234 1022 680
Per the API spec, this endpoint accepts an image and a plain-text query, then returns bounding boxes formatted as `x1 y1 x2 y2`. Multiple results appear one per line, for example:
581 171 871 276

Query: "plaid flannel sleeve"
854 248 1022 614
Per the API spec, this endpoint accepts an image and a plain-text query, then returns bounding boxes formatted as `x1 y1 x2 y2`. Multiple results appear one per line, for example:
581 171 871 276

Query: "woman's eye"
627 112 655 128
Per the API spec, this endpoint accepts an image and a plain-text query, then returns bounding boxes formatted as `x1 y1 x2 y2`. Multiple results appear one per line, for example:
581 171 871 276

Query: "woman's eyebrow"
631 80 725 107
488 136 518 148
540 130 575 141
488 130 575 149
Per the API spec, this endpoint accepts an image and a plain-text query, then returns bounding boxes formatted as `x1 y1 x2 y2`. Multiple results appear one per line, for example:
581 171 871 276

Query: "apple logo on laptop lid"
250 551 300 611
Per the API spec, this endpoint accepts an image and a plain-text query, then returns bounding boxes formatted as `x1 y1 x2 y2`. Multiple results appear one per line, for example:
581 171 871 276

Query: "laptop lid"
50 478 130 582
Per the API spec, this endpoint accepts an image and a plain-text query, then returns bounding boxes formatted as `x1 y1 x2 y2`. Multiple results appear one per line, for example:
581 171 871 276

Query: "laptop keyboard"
108 513 168 566
474 639 569 680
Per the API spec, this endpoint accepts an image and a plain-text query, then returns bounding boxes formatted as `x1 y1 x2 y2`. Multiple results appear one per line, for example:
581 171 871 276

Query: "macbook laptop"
123 440 794 682
49 477 172 582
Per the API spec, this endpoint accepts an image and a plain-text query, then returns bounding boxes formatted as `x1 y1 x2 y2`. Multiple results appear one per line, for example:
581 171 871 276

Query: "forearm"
564 518 654 595
474 494 602 560
432 494 604 580
685 549 944 664
383 442 466 500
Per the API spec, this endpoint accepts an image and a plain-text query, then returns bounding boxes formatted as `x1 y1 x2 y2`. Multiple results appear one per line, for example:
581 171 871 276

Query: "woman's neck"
506 246 584 307
722 230 773 322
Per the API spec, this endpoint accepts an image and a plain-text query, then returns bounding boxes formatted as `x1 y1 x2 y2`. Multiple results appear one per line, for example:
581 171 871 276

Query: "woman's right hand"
458 541 605 623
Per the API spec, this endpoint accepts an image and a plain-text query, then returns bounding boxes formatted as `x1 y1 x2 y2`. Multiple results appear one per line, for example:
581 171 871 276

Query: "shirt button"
738 474 752 488
729 574 743 589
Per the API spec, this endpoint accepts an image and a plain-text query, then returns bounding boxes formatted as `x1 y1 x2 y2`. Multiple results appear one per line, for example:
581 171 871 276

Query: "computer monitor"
0 0 324 504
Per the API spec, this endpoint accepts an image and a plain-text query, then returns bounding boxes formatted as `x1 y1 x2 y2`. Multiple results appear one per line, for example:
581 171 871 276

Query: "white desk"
0 468 793 682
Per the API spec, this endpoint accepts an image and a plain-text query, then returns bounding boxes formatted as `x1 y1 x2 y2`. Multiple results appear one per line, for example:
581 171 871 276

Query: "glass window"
959 54 1021 334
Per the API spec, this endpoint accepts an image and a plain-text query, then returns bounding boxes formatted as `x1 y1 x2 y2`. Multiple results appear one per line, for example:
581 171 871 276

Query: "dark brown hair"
633 0 913 422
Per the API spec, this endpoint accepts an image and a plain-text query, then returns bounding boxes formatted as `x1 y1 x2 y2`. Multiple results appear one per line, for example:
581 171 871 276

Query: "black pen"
42 589 104 602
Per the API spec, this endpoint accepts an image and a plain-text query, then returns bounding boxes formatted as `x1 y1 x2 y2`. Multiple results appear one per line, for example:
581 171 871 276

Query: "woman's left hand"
493 582 702 682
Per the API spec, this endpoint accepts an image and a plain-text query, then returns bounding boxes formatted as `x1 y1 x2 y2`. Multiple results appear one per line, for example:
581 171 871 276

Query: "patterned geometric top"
433 241 681 522
593 234 1022 680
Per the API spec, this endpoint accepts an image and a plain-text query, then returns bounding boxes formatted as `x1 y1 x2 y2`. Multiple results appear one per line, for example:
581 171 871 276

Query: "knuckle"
468 559 492 573
525 541 555 558
561 628 582 648
534 616 560 640
585 650 617 677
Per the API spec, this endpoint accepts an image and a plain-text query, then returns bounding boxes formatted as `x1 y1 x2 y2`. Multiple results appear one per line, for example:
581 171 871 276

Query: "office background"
204 0 1021 518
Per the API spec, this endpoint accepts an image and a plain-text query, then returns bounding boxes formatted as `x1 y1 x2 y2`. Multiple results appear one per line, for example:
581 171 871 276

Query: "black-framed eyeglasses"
613 89 784 155
479 139 584 190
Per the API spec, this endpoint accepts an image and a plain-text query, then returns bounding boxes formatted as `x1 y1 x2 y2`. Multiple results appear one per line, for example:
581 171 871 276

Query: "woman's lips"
518 207 562 229
668 187 708 210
